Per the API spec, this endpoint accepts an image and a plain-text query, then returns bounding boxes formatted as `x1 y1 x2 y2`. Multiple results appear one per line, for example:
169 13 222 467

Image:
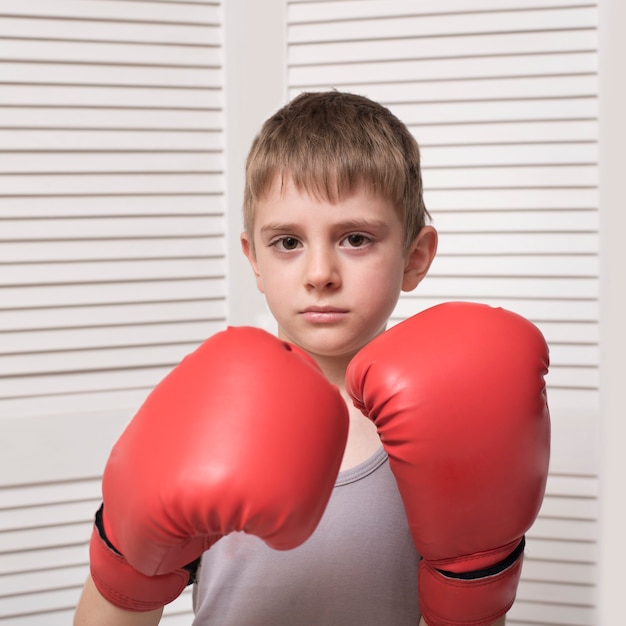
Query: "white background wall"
0 1 624 624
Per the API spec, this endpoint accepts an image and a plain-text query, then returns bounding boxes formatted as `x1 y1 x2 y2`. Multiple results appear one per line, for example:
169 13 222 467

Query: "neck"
306 351 381 472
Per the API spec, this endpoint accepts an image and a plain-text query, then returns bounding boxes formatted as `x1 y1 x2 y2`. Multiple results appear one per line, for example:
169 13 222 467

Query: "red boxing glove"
90 327 348 611
346 302 550 626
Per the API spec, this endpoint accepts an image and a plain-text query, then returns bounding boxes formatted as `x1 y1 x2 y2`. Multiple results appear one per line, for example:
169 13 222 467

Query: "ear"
402 225 438 292
240 232 265 293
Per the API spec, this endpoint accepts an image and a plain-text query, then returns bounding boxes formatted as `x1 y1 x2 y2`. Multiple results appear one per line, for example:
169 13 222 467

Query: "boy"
75 91 549 625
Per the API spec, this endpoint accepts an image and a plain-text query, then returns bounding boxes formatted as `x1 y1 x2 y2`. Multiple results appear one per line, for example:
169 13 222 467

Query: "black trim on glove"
437 536 526 580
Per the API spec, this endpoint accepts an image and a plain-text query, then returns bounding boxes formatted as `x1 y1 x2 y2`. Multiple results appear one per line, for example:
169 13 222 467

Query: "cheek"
353 261 404 316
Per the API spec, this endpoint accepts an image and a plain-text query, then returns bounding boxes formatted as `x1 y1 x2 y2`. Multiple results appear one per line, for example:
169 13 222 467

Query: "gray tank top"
192 447 420 625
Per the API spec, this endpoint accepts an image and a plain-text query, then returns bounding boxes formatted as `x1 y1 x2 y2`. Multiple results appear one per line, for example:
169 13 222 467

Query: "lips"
300 306 348 323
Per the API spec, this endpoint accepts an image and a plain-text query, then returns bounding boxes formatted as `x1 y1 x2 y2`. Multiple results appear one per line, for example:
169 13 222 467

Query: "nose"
304 244 341 291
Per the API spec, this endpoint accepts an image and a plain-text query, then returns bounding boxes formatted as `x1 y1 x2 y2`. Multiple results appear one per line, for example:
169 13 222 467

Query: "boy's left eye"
343 234 369 247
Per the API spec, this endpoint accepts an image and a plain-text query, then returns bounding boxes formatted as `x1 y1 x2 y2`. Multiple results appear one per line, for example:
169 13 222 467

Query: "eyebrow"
259 219 391 236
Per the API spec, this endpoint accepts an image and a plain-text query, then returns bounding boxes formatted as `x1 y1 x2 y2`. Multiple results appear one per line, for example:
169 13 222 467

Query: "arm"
74 575 163 626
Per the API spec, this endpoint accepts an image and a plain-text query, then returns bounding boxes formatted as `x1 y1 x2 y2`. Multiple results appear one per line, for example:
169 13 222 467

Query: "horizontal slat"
423 165 598 189
1 278 226 309
417 120 598 146
545 366 598 390
0 130 221 152
0 386 162 420
0 564 89 599
0 544 88 576
0 107 223 129
427 189 598 210
516 579 595 607
434 232 598 254
1 479 101 509
2 276 226 309
394 296 599 323
0 0 219 23
0 85 222 109
288 0 594 22
0 521 89 554
539 495 598 521
0 237 224 263
0 587 84 622
520 554 597 584
541 343 598 367
0 300 225 333
289 51 598 86
508 601 594 626
0 152 223 174
1 320 222 354
390 98 597 125
430 255 598 278
288 31 598 65
0 174 224 195
0 341 208 378
1 17 217 47
422 142 597 167
538 321 598 344
0 63 221 87
418 276 597 299
524 536 596 563
0 39 221 67
432 209 597 231
0 501 97 533
288 7 597 43
1 215 224 240
546 474 598 498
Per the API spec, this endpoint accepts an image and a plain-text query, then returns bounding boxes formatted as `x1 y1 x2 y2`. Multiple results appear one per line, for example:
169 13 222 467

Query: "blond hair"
243 91 429 252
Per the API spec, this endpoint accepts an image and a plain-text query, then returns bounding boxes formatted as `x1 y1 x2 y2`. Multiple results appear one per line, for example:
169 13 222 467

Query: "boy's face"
241 175 435 361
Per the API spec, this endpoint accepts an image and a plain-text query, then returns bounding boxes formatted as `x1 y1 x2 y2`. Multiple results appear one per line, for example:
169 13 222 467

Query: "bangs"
245 124 408 209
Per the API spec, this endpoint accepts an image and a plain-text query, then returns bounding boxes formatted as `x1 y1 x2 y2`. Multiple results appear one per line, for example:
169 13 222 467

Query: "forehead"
253 173 401 226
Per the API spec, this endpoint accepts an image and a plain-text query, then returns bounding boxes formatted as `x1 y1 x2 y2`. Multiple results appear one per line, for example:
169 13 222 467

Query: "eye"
272 236 301 251
342 233 371 248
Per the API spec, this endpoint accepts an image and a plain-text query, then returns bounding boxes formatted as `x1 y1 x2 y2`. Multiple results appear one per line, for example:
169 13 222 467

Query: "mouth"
300 306 348 323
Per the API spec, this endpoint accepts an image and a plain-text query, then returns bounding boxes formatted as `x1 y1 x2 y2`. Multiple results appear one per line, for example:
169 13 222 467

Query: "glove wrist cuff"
418 540 524 626
89 506 189 612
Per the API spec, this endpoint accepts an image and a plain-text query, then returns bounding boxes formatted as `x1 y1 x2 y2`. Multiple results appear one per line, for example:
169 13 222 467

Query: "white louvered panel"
0 478 96 622
288 1 599 624
1 3 223 623
0 474 196 624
